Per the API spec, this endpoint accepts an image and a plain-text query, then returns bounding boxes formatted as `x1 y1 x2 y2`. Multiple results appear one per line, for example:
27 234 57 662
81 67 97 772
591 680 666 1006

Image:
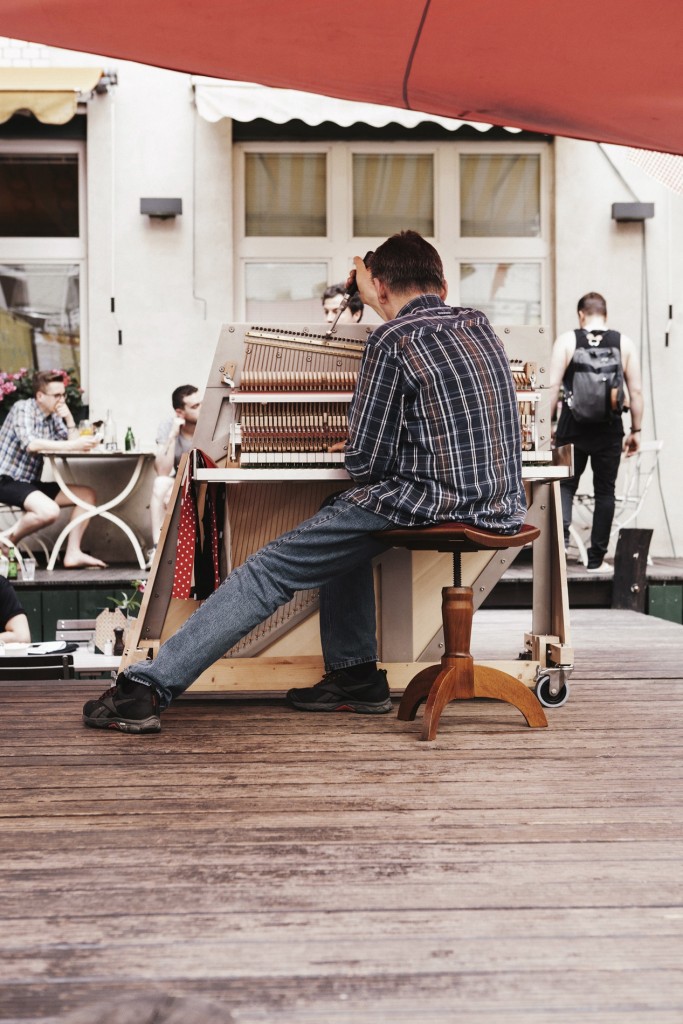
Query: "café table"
40 450 156 571
0 645 120 679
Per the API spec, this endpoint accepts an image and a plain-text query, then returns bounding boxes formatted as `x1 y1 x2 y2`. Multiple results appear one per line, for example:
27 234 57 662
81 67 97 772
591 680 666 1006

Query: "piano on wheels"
122 322 573 710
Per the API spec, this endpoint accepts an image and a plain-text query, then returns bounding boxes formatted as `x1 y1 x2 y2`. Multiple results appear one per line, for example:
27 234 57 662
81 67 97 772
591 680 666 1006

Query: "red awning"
0 0 681 154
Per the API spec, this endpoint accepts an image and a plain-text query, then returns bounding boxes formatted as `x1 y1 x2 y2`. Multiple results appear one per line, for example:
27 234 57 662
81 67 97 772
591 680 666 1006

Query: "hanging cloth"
172 449 225 600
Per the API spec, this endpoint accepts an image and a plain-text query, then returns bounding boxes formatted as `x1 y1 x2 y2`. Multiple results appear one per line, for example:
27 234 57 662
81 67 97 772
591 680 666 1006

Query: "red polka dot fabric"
172 450 224 600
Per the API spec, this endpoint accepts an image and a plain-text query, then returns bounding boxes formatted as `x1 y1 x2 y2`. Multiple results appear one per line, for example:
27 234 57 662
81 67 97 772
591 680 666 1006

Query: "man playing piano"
83 230 526 733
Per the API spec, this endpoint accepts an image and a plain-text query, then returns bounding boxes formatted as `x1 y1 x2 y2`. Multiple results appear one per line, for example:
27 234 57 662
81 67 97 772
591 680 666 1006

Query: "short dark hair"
370 230 445 295
33 370 64 396
577 292 607 318
322 282 364 319
172 385 198 411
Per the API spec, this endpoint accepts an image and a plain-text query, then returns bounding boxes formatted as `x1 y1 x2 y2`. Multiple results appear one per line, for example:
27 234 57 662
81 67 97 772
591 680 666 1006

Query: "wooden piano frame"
122 323 573 707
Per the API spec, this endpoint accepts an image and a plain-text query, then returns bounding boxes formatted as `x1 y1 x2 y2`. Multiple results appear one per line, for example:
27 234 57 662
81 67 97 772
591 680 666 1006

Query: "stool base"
397 585 548 741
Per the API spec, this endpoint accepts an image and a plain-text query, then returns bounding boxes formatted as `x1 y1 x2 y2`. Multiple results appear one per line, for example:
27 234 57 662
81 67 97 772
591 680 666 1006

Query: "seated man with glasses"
0 370 106 568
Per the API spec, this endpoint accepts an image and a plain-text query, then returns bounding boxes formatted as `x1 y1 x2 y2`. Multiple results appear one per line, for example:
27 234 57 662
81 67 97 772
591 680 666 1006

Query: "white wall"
86 60 234 451
555 138 682 556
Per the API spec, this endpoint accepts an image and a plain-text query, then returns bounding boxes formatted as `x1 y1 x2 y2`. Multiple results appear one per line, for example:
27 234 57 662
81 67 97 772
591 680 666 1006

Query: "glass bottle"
7 547 18 581
104 409 117 451
124 426 136 452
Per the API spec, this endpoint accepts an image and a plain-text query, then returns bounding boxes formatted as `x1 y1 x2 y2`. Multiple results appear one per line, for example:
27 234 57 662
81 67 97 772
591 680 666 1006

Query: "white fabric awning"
193 78 521 134
0 67 104 125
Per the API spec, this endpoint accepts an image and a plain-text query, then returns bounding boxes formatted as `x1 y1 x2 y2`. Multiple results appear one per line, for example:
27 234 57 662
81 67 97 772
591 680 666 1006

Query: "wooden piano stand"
375 522 548 741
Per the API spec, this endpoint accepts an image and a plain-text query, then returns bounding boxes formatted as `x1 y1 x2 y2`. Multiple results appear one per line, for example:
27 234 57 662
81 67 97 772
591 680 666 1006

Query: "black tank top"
556 328 624 442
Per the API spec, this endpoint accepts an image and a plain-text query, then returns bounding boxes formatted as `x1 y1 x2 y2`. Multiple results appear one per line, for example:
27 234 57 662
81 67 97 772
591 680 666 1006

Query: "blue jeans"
126 498 393 708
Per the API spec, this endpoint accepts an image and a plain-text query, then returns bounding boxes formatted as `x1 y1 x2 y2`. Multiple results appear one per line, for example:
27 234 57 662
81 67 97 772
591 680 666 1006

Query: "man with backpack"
549 292 644 573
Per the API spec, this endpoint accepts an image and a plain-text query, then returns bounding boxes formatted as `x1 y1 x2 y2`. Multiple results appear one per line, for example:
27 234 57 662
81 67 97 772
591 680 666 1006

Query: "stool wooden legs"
397 586 548 740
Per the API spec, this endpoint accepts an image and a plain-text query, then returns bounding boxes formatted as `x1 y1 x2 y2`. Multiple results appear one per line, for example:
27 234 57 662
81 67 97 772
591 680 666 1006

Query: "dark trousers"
559 433 623 565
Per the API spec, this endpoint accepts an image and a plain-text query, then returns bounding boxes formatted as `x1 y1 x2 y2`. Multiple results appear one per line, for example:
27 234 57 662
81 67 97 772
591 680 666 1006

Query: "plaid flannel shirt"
0 398 67 482
343 295 526 531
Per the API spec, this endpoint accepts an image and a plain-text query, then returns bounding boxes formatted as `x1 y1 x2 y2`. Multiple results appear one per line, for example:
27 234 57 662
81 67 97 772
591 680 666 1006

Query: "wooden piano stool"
375 521 548 741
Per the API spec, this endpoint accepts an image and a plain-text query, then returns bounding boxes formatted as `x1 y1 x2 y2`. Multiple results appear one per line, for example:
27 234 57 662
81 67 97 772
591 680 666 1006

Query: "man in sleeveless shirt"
549 292 644 573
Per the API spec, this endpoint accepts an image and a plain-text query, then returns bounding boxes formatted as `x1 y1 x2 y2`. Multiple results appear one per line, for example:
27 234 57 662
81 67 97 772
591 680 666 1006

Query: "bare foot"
63 553 108 569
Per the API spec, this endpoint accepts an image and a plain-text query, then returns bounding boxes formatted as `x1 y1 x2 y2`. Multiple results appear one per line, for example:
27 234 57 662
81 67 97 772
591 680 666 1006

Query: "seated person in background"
321 282 364 325
148 385 203 564
0 371 106 569
0 575 30 644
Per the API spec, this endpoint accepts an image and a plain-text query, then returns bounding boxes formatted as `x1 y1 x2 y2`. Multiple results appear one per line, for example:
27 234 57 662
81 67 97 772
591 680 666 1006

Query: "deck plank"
0 609 682 1023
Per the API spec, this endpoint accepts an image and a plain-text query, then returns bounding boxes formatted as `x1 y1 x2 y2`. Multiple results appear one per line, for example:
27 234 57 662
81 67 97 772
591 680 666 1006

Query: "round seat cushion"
373 521 540 553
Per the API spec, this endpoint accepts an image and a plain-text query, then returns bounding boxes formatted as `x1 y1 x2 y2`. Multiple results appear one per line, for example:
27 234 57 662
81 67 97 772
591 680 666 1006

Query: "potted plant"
0 367 86 425
107 579 146 618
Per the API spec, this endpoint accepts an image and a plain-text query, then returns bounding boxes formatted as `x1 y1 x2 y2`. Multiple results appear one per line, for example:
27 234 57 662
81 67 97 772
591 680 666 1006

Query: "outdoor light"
140 198 182 219
611 202 654 222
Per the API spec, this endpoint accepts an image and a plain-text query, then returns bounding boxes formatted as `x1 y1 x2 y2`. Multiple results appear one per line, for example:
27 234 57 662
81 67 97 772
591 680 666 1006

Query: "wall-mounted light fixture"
140 198 182 219
611 202 654 222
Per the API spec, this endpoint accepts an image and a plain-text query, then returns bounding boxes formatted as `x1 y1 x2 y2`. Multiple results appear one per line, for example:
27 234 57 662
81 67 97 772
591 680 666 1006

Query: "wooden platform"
1 608 682 1023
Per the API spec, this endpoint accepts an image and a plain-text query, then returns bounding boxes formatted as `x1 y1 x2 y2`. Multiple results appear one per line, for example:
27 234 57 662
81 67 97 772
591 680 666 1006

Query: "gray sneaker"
286 668 392 714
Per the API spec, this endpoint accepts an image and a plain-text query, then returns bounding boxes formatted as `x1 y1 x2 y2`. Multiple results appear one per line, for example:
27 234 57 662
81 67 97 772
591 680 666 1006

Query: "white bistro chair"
0 503 51 566
568 440 663 566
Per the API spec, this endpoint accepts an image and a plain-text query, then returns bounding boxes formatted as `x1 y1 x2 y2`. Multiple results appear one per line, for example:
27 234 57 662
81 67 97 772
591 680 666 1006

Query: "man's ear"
440 280 448 302
374 278 390 307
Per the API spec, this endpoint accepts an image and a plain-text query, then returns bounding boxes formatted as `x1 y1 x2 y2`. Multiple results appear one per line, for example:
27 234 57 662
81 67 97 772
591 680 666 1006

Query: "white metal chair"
0 503 51 566
568 440 664 566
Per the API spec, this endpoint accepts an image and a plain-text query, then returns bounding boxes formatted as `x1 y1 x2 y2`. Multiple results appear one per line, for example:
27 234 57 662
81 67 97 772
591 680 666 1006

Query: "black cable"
402 0 432 109
641 223 677 556
597 143 675 556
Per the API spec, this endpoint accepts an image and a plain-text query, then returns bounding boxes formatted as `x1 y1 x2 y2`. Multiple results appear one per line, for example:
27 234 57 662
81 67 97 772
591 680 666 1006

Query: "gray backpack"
565 330 625 424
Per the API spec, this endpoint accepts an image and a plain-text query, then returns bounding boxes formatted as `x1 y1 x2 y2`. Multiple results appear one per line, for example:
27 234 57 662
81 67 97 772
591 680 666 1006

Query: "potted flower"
0 367 86 425
107 579 146 617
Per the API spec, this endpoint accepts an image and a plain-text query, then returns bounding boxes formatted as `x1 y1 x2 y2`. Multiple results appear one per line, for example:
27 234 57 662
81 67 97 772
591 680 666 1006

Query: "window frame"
0 138 88 382
234 136 552 324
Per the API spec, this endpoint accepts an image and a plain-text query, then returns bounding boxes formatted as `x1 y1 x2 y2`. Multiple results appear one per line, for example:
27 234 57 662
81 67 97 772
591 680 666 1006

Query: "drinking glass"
79 419 93 436
21 557 36 582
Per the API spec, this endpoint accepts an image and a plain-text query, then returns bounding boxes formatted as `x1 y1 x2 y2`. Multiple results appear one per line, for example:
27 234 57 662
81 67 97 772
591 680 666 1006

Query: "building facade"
1 38 681 556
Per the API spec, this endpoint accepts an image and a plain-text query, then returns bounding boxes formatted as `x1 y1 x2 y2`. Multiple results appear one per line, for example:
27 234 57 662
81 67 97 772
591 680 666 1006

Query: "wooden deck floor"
1 609 682 1024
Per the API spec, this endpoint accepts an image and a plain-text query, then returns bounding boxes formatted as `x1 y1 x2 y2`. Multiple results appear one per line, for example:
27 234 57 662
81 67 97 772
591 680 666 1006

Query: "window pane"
460 263 541 324
460 154 540 237
353 154 434 236
0 155 79 236
0 262 81 376
245 153 326 236
245 262 328 322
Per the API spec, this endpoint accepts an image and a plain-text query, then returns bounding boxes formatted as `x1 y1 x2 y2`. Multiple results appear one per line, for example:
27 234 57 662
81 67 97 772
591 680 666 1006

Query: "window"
353 154 434 237
245 262 327 322
0 140 86 380
460 154 540 237
0 154 79 237
460 262 542 324
245 152 326 236
0 263 80 369
235 139 551 326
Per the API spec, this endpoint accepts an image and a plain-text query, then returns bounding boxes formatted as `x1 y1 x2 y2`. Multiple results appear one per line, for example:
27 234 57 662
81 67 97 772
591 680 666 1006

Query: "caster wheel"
535 674 570 707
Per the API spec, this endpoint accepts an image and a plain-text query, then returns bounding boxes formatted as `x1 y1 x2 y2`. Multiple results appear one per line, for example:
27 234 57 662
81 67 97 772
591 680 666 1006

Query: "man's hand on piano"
327 441 346 453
